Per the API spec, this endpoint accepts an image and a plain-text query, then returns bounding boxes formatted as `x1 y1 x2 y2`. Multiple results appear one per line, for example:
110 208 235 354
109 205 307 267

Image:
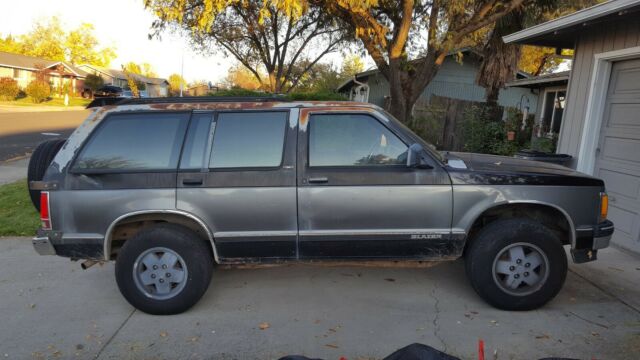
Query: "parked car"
28 97 614 315
92 85 124 98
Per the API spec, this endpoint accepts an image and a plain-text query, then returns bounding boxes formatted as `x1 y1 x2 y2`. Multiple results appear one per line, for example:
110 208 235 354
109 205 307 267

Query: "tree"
318 0 534 122
84 74 104 92
0 17 115 66
341 54 365 78
518 46 564 75
145 0 350 93
168 73 186 96
123 62 157 78
224 64 266 90
122 66 140 97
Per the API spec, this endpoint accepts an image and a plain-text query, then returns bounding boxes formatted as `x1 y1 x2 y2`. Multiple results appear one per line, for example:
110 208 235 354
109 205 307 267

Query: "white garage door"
595 58 640 253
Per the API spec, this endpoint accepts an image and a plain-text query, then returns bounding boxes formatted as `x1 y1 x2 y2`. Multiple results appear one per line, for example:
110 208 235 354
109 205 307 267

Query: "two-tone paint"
32 100 613 264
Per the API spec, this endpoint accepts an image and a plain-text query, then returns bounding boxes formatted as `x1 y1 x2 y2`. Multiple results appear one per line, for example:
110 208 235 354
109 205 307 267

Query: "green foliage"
531 135 557 153
0 180 39 236
25 80 51 103
462 105 527 156
210 88 265 97
84 74 104 91
0 77 19 101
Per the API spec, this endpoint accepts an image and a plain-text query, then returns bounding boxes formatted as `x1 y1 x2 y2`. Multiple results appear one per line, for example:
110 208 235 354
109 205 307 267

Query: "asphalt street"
1 239 639 360
0 110 89 161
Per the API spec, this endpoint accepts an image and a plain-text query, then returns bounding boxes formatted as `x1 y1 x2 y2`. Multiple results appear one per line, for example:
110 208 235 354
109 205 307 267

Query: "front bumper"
571 219 614 263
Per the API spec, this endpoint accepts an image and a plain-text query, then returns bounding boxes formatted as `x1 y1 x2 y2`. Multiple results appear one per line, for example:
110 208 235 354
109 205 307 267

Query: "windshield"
380 109 444 163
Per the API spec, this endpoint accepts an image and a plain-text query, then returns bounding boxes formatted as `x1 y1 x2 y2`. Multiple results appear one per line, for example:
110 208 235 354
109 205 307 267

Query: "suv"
28 97 614 315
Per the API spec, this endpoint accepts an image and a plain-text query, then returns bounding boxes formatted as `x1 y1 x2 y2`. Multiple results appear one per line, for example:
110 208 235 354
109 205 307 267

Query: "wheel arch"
104 210 219 263
463 201 576 255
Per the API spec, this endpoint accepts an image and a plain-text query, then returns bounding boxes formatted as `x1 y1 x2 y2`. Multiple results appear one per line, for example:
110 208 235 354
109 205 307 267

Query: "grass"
0 96 91 107
0 180 39 236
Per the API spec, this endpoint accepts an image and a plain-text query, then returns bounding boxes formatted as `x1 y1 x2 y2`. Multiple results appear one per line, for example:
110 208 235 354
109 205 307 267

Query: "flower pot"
507 131 516 141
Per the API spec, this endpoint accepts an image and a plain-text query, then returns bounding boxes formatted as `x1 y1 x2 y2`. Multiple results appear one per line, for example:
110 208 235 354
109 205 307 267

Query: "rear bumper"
32 229 104 259
571 220 614 263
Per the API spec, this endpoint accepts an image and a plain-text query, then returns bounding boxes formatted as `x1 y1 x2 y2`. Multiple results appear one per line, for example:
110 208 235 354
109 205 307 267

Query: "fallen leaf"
535 334 550 340
259 322 270 330
384 278 396 282
470 311 479 315
314 319 321 324
325 343 339 349
160 331 168 338
591 332 600 337
75 344 84 350
188 336 200 343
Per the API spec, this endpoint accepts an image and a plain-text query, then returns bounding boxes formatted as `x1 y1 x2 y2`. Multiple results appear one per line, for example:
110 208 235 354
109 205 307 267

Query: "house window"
13 69 25 79
541 90 566 135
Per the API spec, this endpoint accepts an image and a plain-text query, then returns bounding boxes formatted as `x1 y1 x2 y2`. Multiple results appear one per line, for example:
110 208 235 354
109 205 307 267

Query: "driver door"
297 109 454 259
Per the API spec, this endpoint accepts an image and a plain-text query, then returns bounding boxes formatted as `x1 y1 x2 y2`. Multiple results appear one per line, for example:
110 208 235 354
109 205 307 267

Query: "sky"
0 0 330 84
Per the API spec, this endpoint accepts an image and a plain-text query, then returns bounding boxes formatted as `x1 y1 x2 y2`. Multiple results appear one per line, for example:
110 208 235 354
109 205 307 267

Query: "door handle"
182 178 203 186
307 177 328 184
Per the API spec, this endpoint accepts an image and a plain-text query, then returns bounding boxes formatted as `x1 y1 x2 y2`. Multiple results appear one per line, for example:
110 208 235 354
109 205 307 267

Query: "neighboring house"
186 83 211 96
77 64 169 97
0 51 88 95
504 0 640 254
507 71 570 138
337 49 537 116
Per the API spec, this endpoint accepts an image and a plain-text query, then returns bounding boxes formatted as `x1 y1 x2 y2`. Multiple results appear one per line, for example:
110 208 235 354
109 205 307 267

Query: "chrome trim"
214 230 297 238
298 228 461 236
32 236 56 256
104 210 219 263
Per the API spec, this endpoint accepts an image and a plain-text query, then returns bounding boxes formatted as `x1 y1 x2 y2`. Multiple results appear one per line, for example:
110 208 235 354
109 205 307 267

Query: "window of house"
73 112 189 171
309 113 408 167
209 112 287 169
541 90 566 135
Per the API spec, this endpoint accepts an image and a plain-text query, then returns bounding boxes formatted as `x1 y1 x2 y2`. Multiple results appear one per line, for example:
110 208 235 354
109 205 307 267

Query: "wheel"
465 218 567 310
27 139 66 211
115 224 213 315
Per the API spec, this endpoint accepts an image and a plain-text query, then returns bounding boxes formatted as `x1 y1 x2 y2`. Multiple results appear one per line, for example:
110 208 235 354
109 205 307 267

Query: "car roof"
86 96 381 112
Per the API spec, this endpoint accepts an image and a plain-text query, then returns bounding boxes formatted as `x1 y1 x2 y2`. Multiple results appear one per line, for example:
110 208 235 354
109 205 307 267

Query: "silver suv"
28 97 614 314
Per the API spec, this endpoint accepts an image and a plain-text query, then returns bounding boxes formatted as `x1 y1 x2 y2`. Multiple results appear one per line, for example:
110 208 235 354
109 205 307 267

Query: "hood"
443 152 604 187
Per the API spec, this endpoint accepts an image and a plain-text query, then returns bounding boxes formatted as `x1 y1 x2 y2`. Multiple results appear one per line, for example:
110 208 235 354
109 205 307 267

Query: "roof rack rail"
86 95 289 109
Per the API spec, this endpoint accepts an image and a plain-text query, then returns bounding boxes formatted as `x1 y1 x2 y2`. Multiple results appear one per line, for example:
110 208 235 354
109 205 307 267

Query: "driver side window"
309 114 407 167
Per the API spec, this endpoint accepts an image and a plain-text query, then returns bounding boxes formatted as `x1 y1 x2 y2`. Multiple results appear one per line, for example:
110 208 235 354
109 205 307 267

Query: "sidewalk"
0 157 28 185
0 104 87 113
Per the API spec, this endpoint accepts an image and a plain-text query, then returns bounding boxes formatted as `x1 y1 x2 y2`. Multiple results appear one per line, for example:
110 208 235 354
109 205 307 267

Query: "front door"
297 109 454 259
177 110 298 261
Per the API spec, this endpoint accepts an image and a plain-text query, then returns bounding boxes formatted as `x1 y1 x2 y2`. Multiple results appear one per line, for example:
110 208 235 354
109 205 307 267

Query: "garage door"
595 58 640 253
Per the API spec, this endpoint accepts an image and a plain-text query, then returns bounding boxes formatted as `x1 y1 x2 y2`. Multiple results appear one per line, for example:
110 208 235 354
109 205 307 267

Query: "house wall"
0 66 35 89
364 56 537 114
557 17 640 167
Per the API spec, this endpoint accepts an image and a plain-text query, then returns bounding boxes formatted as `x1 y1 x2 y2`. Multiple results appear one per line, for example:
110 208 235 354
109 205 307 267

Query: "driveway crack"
93 308 136 360
429 282 448 353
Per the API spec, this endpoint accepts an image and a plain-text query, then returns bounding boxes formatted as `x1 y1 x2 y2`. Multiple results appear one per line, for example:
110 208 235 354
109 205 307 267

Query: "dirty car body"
29 98 614 314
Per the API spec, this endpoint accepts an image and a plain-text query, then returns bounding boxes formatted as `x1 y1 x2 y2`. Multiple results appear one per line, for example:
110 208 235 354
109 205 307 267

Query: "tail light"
599 192 608 222
40 191 51 230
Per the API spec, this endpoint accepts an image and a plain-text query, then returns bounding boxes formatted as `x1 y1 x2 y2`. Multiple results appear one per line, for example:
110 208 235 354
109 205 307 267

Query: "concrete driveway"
0 238 638 360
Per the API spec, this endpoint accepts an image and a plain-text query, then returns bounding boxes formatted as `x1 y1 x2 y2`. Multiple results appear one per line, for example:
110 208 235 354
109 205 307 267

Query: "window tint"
209 112 287 168
309 114 407 167
74 112 189 171
180 113 213 169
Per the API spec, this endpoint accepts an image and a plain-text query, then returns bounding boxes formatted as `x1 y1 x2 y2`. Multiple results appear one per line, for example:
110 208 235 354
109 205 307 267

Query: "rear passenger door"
176 110 298 261
297 109 454 259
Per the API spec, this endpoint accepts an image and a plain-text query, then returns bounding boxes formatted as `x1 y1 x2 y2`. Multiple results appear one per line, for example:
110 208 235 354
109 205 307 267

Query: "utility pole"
179 51 184 97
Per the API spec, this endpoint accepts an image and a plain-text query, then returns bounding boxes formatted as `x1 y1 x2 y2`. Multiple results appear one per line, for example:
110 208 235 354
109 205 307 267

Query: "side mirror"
407 143 430 168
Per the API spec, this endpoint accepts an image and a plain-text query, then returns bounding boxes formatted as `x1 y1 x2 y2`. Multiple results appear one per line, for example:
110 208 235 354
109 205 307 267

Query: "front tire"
465 218 567 310
115 224 213 315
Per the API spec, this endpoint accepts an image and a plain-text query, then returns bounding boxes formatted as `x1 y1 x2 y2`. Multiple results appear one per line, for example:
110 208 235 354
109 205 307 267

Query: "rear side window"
309 113 407 167
209 112 287 169
73 112 189 171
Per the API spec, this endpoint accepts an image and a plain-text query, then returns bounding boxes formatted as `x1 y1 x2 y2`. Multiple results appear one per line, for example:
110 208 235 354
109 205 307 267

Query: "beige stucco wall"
557 18 640 167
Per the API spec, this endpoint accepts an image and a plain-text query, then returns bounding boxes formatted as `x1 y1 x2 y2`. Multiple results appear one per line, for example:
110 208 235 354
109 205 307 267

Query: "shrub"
84 74 104 92
0 77 19 101
25 80 51 103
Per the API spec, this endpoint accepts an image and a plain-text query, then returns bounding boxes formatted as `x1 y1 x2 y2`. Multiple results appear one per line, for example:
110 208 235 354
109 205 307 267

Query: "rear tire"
115 224 213 315
27 139 66 211
465 218 567 310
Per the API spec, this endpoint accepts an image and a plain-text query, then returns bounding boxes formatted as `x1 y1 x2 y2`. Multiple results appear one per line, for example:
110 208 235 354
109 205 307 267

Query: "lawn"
0 180 39 236
0 96 91 107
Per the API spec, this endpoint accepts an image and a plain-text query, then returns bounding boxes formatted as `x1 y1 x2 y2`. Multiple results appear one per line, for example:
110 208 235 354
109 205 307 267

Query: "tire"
115 223 213 315
27 139 66 211
465 218 567 311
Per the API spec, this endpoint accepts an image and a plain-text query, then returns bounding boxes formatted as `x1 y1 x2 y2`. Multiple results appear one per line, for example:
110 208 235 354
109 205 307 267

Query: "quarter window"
73 112 189 171
209 112 287 168
309 114 407 167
